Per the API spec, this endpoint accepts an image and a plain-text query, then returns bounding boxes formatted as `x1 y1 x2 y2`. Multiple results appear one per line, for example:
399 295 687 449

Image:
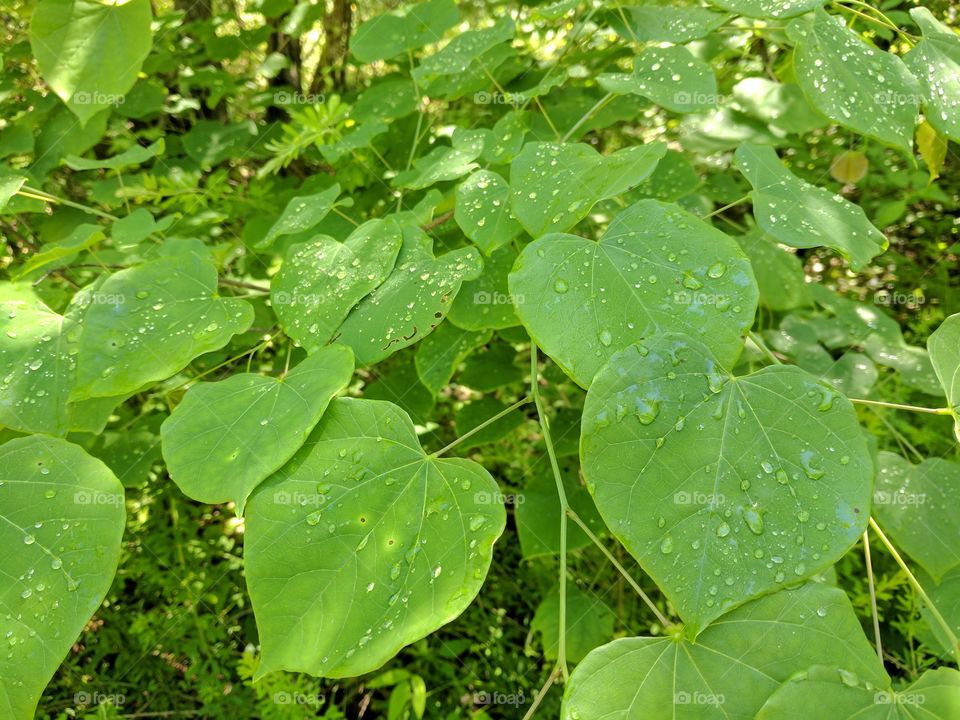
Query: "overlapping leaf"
904 8 960 143
0 436 125 720
581 334 873 630
245 398 506 678
161 345 354 511
510 199 758 387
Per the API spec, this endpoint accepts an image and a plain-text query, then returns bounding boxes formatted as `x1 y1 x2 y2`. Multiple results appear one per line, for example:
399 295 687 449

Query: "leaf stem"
530 343 570 683
849 398 952 415
561 91 615 142
521 665 561 720
701 195 750 220
432 396 531 457
567 509 672 628
18 185 120 221
868 517 958 663
862 530 883 663
748 330 783 365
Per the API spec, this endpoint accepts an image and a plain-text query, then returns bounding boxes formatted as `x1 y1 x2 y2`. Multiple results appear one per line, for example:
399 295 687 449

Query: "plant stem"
701 195 750 220
849 398 952 415
562 91 614 142
530 343 570 682
521 666 561 720
869 517 958 663
567 509 672 628
18 185 120 221
862 530 883 663
748 330 783 365
433 396 531 457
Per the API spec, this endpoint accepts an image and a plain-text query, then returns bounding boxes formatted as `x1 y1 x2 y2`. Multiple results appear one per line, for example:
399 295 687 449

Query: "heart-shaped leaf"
447 246 521 331
259 184 343 249
509 141 666 237
874 451 960 582
335 226 482 365
510 199 758 388
454 170 522 255
72 253 254 399
350 0 459 63
904 8 960 143
787 8 920 151
562 583 887 719
30 0 153 124
0 436 125 720
929 313 960 440
244 398 506 678
616 46 718 113
161 344 354 512
606 6 729 42
756 666 960 719
735 143 888 271
581 334 872 630
272 218 403 353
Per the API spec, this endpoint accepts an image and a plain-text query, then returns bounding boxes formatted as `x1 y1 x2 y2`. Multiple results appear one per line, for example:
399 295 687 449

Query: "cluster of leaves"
2 0 960 717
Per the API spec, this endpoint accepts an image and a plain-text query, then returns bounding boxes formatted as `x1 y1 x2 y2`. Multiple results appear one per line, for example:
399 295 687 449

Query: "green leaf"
904 8 960 143
605 6 729 42
617 46 719 113
562 583 887 719
0 174 26 211
259 184 343 249
0 284 123 435
414 322 491 395
581 334 873 631
394 129 485 190
734 143 888 271
454 170 522 255
874 451 960 582
272 219 403 353
787 8 920 151
13 223 104 280
30 0 153 124
64 138 164 170
244 397 506 678
734 229 810 311
161 345 354 512
531 586 615 664
756 666 960 719
708 0 825 19
447 246 521 331
411 17 515 91
626 149 701 202
335 226 482 365
929 313 960 439
351 0 459 63
0 435 125 720
510 141 666 237
72 254 254 399
459 342 524 392
110 208 171 250
510 199 758 388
